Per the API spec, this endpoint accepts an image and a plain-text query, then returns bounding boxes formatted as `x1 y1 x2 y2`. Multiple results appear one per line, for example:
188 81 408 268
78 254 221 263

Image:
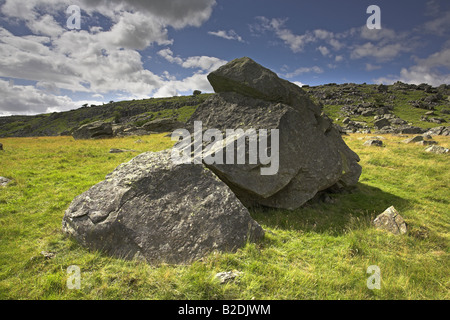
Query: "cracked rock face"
62 150 264 265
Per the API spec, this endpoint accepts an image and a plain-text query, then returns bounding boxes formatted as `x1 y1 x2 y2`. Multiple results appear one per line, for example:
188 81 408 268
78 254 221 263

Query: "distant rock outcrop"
72 121 113 140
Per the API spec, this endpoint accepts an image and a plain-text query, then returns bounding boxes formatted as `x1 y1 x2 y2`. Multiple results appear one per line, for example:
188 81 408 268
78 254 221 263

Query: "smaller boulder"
0 177 11 187
425 145 449 154
416 140 437 146
215 271 243 284
363 139 383 147
0 142 3 150
402 136 423 144
109 148 138 153
373 206 407 235
374 118 390 129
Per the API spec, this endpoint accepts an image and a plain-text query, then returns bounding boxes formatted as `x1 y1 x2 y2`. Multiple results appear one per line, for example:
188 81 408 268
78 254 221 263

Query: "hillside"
0 82 449 138
0 94 212 138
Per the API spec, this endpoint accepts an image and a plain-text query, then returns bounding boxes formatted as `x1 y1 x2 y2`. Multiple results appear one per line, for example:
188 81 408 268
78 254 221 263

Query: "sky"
0 0 450 116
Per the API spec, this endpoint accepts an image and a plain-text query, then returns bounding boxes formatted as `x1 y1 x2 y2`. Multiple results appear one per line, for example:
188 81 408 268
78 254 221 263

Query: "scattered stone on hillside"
0 176 11 187
40 251 56 259
363 139 383 147
425 145 450 154
441 109 450 115
397 125 426 135
0 142 2 150
142 118 185 133
373 206 407 235
402 136 423 144
377 84 389 93
181 57 362 210
416 140 438 146
423 126 450 136
109 148 138 153
72 121 113 140
215 271 243 284
389 118 408 125
113 125 149 137
207 57 320 115
424 111 435 116
62 150 264 265
374 118 390 129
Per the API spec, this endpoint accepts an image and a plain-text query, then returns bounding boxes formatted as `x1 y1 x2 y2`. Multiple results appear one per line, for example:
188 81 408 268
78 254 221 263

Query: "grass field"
0 133 449 300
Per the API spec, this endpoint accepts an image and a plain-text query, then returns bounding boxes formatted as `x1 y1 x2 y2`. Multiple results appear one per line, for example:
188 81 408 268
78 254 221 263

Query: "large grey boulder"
72 121 113 140
179 58 361 210
62 150 264 265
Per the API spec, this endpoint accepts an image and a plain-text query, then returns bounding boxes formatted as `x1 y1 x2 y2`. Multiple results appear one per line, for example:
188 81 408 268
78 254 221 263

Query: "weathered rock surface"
402 136 423 144
373 206 407 235
425 145 449 154
363 139 383 147
0 176 11 187
72 121 113 140
423 126 450 136
207 57 320 115
142 118 185 133
62 150 264 265
180 57 362 210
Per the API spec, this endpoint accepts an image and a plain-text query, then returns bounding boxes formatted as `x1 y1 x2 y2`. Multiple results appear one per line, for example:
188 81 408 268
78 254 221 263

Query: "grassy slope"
0 134 448 300
0 94 212 137
303 85 450 129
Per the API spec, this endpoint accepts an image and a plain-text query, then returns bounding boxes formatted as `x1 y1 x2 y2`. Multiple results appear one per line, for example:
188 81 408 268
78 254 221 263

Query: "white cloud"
374 47 450 86
317 46 330 57
292 81 305 87
0 0 220 114
422 10 450 36
208 30 244 42
0 79 80 115
350 42 408 62
365 63 381 71
158 48 227 73
253 17 315 53
284 66 323 78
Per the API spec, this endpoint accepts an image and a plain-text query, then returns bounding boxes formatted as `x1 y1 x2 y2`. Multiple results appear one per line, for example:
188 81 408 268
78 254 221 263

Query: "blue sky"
0 0 449 115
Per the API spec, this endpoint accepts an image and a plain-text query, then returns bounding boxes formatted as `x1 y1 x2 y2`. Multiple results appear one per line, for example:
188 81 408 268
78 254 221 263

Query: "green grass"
0 134 449 299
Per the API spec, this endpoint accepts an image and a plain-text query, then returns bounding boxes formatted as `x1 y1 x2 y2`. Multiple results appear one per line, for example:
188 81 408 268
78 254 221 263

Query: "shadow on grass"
249 182 410 236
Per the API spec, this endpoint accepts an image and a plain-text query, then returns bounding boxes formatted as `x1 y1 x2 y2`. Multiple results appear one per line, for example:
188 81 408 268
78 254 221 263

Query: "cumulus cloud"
158 48 227 73
0 79 81 115
0 0 220 114
284 66 323 79
374 47 450 86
